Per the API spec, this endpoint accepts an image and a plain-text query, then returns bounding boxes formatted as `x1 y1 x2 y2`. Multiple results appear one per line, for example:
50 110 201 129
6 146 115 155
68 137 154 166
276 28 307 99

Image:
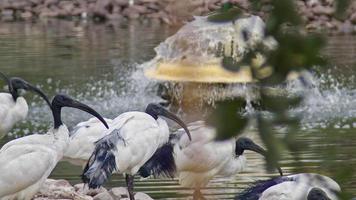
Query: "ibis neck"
52 106 63 129
10 88 18 101
145 110 158 120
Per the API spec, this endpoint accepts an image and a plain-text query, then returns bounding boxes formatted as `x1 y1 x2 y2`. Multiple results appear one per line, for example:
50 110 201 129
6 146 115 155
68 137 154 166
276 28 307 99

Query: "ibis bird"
138 121 283 199
0 94 108 200
63 117 114 167
82 103 192 200
236 173 341 200
0 72 51 138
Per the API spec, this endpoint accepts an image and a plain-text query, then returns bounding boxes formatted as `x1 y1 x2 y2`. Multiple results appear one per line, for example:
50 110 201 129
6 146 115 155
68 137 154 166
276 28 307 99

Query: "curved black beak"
146 103 192 141
25 82 52 108
236 137 283 176
65 99 109 129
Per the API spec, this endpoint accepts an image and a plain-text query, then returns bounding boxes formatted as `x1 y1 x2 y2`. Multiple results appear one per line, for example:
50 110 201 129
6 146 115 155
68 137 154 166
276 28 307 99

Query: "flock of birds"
0 72 342 200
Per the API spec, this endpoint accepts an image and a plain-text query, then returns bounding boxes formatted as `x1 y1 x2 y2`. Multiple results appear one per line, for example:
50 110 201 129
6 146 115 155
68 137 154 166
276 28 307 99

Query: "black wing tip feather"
81 138 118 189
236 176 294 200
138 142 176 179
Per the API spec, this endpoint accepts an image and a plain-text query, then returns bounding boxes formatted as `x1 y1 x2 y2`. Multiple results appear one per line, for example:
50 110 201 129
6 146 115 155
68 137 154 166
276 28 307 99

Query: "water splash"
287 68 356 129
9 63 162 138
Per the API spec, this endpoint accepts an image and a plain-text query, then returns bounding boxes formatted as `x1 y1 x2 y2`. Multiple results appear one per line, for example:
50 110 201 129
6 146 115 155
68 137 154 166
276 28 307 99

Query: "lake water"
0 19 355 199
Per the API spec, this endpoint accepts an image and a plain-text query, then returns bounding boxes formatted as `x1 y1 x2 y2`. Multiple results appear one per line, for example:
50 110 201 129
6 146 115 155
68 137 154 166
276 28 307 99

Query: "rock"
122 7 140 19
11 0 30 9
93 191 114 200
20 11 33 19
312 5 334 16
75 183 108 197
35 179 92 200
44 0 58 6
306 0 320 7
30 0 43 5
114 0 129 6
58 1 74 13
338 20 353 34
110 187 129 199
134 192 154 200
351 12 356 24
1 9 14 17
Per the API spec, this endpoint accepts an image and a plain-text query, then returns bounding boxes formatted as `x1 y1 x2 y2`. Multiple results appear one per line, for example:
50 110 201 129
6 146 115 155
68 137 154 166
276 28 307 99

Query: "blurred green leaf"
207 99 248 140
260 92 303 113
335 0 350 20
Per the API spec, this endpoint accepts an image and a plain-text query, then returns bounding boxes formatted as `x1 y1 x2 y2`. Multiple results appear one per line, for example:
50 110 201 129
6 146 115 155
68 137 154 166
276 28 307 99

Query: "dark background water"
0 19 355 199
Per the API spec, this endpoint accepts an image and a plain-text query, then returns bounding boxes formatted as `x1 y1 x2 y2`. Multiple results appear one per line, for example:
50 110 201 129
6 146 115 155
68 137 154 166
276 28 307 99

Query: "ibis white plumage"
0 72 51 138
0 94 108 200
236 173 341 200
82 103 192 200
138 121 282 198
63 117 113 167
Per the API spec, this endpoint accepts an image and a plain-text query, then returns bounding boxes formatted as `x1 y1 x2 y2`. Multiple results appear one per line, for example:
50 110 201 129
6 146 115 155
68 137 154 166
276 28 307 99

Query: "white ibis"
0 72 51 138
236 173 341 200
63 117 113 167
0 94 108 200
82 103 192 200
137 121 282 198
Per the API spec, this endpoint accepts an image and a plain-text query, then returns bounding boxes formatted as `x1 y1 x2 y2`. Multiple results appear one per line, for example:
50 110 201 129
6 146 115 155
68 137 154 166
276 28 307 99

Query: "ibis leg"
126 174 135 200
193 188 206 200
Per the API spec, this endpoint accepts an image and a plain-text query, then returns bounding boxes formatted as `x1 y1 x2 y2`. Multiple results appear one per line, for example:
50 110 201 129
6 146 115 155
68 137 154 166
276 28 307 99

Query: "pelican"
236 173 341 200
0 94 108 200
0 72 51 138
63 117 114 167
138 121 283 198
82 103 192 200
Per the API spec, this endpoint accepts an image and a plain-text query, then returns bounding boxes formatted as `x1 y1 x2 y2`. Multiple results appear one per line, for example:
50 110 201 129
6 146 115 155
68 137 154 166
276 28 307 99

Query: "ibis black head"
145 103 192 141
51 94 109 130
0 72 51 107
235 137 283 176
307 188 331 200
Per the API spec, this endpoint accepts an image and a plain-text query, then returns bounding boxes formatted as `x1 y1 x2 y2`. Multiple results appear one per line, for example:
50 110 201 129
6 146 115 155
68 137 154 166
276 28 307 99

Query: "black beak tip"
104 122 109 129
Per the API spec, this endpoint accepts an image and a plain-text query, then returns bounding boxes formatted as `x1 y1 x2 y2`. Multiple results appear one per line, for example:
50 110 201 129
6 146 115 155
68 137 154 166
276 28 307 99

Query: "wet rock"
306 0 320 7
74 183 108 197
338 20 353 34
93 191 114 200
20 11 33 19
12 0 31 9
351 12 356 24
312 5 334 16
35 179 92 200
134 192 154 200
1 9 14 17
110 187 129 199
122 7 141 19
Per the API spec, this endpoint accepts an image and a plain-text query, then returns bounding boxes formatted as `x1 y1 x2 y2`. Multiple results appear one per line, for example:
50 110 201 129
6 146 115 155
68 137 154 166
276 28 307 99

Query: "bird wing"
174 122 216 149
136 121 210 179
0 134 51 153
258 181 307 200
175 139 234 173
138 141 176 178
64 118 113 161
0 144 57 197
69 117 113 137
82 112 163 188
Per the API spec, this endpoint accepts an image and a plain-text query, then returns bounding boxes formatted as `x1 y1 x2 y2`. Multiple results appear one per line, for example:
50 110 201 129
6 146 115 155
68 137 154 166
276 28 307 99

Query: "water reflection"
0 20 355 199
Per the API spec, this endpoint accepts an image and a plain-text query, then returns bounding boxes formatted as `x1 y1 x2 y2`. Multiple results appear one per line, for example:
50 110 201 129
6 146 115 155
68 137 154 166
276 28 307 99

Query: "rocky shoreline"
34 179 153 200
0 0 356 34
